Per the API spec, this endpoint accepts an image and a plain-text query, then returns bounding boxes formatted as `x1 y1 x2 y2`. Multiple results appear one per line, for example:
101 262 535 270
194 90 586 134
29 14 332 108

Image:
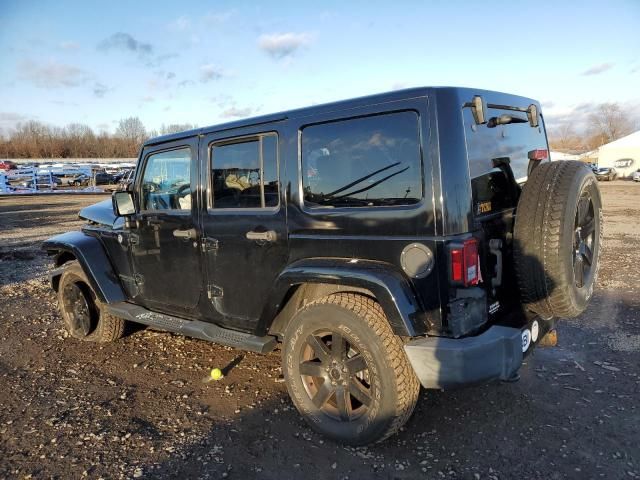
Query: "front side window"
301 111 423 208
210 134 278 209
141 147 192 211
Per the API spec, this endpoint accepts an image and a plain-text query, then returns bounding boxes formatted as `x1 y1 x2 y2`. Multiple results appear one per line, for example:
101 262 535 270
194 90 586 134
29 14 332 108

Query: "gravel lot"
1 182 639 480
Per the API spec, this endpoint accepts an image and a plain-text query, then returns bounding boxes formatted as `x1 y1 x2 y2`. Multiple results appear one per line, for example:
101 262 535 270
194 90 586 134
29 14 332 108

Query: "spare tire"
513 160 602 318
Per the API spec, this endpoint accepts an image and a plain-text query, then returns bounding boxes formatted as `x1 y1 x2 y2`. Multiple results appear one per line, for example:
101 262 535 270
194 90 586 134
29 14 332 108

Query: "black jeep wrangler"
43 87 602 445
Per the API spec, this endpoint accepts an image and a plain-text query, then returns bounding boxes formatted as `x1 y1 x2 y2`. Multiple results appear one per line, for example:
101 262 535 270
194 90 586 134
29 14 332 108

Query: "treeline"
548 102 637 153
0 117 197 159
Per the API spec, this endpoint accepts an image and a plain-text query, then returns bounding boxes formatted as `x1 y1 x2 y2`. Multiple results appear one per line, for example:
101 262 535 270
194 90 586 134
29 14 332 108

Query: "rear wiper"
487 114 528 128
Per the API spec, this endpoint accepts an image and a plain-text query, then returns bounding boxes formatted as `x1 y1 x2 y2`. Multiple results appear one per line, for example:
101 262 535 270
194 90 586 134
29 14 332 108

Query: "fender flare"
42 231 127 304
261 258 427 337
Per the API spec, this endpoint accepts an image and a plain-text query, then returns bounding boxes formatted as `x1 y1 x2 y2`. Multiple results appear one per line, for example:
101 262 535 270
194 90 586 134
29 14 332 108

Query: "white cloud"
203 10 234 25
200 64 224 82
93 82 112 98
581 63 614 76
59 41 79 50
168 15 190 32
98 32 153 56
0 112 32 131
18 59 90 88
221 106 256 119
258 32 312 59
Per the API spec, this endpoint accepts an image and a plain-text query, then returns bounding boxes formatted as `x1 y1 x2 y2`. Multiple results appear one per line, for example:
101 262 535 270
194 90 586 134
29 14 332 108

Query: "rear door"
463 98 549 319
199 130 287 332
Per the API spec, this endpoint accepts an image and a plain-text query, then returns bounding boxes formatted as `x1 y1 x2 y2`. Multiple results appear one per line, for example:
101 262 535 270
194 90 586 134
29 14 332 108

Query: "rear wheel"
282 293 420 445
57 261 126 342
514 161 602 318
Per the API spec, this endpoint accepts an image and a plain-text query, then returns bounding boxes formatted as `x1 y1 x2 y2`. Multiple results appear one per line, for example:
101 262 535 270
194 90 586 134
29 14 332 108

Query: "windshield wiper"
322 161 402 198
487 114 528 128
323 165 410 202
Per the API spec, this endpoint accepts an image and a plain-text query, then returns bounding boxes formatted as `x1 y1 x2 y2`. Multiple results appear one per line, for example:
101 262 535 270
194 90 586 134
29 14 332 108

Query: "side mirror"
113 191 135 216
471 95 487 125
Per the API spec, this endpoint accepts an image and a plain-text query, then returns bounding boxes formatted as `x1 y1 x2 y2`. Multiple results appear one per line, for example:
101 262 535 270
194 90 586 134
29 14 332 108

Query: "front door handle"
246 230 277 242
173 228 197 240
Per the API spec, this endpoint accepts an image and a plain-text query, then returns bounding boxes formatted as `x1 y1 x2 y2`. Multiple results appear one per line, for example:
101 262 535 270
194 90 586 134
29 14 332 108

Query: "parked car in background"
68 174 90 186
0 160 17 171
633 169 640 182
116 169 135 189
594 167 617 181
18 176 62 189
68 172 116 186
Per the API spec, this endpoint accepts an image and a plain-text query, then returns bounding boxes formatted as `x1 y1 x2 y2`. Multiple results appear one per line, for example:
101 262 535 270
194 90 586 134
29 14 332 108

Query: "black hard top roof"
144 86 539 147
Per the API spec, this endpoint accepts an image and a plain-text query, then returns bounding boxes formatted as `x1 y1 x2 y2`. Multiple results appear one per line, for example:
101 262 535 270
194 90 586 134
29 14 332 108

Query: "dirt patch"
0 184 638 480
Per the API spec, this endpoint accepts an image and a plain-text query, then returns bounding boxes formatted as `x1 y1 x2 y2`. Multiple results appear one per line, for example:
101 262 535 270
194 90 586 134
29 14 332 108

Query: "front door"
130 140 202 315
200 131 287 332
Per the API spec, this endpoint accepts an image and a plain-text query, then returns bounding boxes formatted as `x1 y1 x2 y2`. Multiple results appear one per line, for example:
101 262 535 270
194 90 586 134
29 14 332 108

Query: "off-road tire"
282 293 420 445
57 261 126 342
514 161 602 318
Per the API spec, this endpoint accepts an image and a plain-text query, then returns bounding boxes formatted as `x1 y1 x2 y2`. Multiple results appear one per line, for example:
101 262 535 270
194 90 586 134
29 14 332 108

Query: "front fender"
42 231 127 303
263 258 427 337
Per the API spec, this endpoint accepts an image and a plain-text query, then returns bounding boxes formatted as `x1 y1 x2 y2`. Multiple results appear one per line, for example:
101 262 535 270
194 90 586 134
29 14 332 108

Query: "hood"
79 198 117 227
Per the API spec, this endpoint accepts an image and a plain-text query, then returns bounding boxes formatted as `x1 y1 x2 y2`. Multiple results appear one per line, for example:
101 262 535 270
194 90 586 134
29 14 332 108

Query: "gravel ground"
0 183 638 480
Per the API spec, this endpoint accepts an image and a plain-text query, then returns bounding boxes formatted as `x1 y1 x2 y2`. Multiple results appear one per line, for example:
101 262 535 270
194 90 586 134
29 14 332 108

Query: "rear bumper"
404 325 523 389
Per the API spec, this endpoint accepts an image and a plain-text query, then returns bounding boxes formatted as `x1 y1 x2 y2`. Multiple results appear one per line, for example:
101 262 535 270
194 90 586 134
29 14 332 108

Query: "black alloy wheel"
299 330 372 421
61 281 96 337
573 192 595 289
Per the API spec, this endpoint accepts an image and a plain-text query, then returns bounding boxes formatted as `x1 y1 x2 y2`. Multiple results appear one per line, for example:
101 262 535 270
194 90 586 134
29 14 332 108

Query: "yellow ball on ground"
210 368 223 380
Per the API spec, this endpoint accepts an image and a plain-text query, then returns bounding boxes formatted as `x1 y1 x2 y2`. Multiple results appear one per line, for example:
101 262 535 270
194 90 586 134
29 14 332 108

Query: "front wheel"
282 293 420 445
57 261 126 342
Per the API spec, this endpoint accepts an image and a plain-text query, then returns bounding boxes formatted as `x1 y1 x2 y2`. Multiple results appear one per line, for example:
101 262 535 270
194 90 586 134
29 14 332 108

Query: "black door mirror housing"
113 191 135 216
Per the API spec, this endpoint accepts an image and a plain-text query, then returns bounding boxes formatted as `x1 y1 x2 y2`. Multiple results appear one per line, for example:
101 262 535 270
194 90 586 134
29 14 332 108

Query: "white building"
592 131 640 178
550 151 580 161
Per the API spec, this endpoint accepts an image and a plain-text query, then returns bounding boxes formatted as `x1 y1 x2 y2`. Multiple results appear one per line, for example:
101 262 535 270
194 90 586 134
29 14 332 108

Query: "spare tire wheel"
514 160 602 318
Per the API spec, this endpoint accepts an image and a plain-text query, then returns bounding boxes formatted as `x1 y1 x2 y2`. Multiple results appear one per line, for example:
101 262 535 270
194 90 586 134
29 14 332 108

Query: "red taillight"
451 248 464 283
451 238 479 286
528 149 548 161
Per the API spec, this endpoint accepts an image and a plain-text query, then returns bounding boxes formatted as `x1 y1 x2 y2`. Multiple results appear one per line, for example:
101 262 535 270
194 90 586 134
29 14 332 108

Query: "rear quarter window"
301 111 423 208
463 106 547 214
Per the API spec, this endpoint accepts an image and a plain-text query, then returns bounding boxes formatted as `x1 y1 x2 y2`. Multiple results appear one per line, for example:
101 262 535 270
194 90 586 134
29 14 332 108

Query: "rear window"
463 105 547 214
301 111 423 208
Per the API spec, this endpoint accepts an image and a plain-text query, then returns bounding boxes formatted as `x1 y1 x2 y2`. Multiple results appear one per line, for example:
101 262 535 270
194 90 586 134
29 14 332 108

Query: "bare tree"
159 123 198 135
114 117 146 156
548 122 582 152
587 103 635 147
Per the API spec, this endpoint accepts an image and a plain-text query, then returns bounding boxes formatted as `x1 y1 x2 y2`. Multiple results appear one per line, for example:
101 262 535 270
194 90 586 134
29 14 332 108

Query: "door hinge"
129 233 139 245
201 237 219 252
134 273 144 285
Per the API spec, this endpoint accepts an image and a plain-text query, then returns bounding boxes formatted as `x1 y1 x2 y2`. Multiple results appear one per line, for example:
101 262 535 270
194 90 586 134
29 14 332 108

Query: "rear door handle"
246 230 277 242
173 228 197 240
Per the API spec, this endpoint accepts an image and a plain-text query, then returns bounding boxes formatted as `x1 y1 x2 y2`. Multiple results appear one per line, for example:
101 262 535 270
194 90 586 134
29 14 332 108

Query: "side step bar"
105 302 277 354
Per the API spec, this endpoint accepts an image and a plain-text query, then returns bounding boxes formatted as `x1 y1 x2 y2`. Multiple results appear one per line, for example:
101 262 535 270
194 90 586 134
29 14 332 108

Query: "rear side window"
301 111 423 208
210 134 278 209
464 106 547 214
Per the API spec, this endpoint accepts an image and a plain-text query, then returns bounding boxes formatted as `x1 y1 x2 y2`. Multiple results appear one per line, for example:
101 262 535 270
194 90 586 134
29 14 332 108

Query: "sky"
1 0 639 136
